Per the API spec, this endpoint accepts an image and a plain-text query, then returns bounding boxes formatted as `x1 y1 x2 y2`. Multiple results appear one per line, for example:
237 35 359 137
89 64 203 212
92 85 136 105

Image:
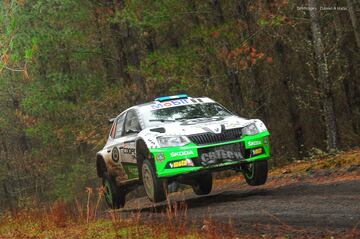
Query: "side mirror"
108 118 115 125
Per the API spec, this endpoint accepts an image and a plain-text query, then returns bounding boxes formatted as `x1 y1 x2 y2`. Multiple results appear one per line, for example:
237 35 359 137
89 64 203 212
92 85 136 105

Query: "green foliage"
51 156 96 202
123 0 188 29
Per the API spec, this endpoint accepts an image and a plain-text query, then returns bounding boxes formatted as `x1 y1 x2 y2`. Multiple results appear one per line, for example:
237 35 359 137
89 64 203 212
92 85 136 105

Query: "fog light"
252 148 263 156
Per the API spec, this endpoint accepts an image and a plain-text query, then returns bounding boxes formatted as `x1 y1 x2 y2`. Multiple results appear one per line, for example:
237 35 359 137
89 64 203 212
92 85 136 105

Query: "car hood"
143 115 252 136
138 115 267 149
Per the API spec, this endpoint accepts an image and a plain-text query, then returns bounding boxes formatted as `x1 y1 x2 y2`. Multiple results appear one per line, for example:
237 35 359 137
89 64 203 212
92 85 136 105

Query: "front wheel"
102 173 126 209
141 159 167 203
192 173 213 195
242 160 268 186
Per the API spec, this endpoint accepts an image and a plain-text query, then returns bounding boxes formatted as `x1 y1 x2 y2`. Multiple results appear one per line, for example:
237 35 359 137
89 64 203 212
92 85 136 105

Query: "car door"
120 109 142 179
104 113 129 181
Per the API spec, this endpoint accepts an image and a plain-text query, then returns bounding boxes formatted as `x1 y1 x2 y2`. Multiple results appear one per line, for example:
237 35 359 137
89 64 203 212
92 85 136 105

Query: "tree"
308 0 338 151
346 0 360 49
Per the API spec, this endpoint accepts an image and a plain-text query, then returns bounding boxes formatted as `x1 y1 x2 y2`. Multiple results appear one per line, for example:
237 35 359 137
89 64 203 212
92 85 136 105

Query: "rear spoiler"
108 118 115 125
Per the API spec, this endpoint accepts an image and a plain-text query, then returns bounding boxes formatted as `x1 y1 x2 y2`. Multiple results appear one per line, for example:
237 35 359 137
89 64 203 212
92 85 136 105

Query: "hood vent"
150 127 166 133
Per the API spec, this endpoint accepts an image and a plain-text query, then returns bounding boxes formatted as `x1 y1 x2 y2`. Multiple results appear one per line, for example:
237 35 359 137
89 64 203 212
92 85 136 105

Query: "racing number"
111 147 120 162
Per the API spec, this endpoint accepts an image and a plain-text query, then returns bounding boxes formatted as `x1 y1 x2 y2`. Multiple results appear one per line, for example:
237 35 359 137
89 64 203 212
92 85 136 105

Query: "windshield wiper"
175 116 207 120
149 119 175 122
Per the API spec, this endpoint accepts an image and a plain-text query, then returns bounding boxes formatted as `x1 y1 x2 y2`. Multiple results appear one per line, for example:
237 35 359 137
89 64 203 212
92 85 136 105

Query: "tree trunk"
308 0 338 151
94 9 114 84
333 10 360 134
346 0 360 49
125 25 147 102
276 41 305 157
109 0 130 83
3 182 14 212
209 0 224 25
188 0 199 25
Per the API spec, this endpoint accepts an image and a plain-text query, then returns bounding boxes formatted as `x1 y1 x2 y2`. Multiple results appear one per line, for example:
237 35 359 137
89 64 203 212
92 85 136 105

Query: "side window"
115 114 125 138
124 110 141 135
109 122 116 139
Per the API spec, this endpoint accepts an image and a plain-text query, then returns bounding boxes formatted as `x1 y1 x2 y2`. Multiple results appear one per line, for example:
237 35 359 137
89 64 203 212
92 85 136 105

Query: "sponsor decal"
122 147 135 154
127 166 138 176
156 153 165 162
121 141 136 155
169 159 194 168
111 147 120 162
151 99 189 110
147 138 156 145
247 140 262 146
200 150 242 165
170 150 195 158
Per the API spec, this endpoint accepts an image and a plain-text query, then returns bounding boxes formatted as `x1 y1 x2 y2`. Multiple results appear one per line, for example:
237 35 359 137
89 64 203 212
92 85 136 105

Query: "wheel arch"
135 138 154 180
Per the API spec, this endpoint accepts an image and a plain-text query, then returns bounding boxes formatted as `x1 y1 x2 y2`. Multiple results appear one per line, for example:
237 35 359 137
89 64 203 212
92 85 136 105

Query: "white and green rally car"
96 94 270 208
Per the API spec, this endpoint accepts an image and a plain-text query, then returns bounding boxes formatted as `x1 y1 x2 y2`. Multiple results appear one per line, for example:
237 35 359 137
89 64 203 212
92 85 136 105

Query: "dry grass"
0 188 237 239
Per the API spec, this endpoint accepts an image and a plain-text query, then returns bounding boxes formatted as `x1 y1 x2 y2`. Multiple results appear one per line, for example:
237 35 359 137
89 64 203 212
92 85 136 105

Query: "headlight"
157 136 190 148
242 123 259 136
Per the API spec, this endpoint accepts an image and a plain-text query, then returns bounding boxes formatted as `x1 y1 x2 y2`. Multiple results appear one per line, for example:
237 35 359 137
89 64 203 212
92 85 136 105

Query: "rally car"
96 94 270 208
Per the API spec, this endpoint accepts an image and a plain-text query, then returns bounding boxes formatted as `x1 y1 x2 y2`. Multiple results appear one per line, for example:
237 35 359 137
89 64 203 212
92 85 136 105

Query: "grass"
1 148 359 239
271 147 360 174
215 147 360 187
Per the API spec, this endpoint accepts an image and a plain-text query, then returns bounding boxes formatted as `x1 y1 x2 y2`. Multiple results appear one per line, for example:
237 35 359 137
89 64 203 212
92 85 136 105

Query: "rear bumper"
150 131 270 178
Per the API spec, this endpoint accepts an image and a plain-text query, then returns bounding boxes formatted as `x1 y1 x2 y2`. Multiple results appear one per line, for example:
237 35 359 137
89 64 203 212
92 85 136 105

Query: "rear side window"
109 122 116 138
124 110 141 135
115 114 126 138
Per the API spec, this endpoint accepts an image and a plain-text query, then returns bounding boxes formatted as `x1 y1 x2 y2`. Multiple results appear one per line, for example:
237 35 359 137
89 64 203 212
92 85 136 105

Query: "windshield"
140 102 233 126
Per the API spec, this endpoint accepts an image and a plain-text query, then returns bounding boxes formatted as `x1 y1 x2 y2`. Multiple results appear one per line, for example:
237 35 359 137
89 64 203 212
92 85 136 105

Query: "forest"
0 0 359 211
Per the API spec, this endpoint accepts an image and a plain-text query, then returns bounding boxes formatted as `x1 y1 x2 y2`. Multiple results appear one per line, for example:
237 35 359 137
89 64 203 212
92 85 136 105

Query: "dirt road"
122 172 360 237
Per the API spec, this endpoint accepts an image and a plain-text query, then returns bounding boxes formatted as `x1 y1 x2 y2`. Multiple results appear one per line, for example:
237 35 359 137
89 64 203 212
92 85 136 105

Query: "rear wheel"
141 159 167 203
192 173 212 195
242 160 268 186
102 173 126 209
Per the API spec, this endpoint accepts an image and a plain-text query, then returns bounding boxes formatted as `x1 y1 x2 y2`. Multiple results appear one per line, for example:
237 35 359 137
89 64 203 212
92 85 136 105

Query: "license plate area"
196 143 244 166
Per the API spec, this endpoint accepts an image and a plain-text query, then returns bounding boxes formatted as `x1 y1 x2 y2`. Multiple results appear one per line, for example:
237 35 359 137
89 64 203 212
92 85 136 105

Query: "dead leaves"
218 43 271 70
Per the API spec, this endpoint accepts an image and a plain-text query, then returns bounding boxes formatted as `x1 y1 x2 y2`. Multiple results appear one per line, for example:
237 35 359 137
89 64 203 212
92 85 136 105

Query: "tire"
141 159 167 203
96 157 106 178
192 173 212 195
242 160 268 186
102 173 126 209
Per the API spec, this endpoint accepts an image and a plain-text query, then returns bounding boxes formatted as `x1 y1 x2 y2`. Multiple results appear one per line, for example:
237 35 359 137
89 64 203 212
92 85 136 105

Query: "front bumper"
150 131 270 178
